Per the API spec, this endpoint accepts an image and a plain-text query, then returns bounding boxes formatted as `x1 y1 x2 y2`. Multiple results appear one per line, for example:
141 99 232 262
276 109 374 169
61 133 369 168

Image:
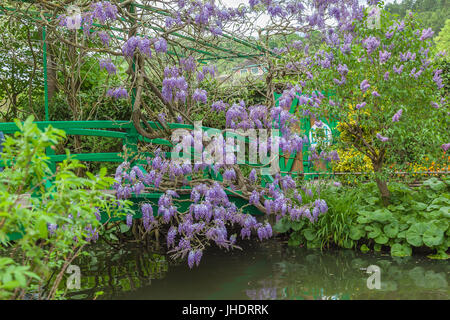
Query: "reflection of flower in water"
246 287 278 300
246 280 280 300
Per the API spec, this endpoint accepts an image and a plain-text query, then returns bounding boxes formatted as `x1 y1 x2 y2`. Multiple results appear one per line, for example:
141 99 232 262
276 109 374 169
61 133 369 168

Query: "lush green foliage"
296 9 448 204
434 19 450 54
276 178 449 259
385 0 449 34
0 117 128 299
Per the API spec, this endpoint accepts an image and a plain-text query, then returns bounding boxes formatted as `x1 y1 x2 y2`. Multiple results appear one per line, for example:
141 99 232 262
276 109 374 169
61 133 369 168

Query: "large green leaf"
360 244 370 253
291 220 305 232
303 228 316 241
422 227 444 247
371 208 394 223
390 243 412 257
411 201 427 211
423 178 446 192
287 237 301 247
439 206 450 219
365 196 379 205
365 225 381 239
375 233 389 244
306 239 321 249
384 222 399 238
349 225 365 240
273 218 291 233
406 223 427 247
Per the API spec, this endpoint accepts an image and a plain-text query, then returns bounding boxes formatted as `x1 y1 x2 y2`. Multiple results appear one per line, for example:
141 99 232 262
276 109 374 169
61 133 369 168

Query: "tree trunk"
372 159 390 206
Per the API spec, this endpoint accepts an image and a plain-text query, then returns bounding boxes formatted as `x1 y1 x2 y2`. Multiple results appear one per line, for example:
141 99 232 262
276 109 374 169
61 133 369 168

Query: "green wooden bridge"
0 1 338 220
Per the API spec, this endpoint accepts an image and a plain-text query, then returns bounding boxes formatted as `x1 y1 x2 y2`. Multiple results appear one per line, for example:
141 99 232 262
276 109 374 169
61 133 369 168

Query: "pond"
68 241 449 300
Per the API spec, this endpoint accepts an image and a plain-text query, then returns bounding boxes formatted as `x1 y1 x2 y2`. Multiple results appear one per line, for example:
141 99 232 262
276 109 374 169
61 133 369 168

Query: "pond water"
68 241 449 300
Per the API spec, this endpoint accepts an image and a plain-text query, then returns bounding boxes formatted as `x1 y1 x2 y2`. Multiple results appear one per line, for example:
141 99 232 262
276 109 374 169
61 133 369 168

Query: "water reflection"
69 241 449 300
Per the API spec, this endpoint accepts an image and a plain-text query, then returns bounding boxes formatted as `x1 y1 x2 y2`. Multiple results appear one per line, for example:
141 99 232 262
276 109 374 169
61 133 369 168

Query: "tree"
291 8 448 205
385 0 450 34
435 19 450 54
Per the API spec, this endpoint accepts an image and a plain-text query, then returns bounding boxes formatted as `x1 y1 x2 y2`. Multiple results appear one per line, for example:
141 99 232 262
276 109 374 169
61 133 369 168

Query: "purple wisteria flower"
379 50 391 64
433 69 444 89
85 224 99 243
91 1 118 23
337 64 349 76
48 223 57 236
386 31 394 39
192 89 207 104
211 100 228 112
94 208 101 221
167 226 177 248
442 143 450 152
420 28 434 41
392 109 403 122
409 68 423 79
99 58 116 75
126 214 133 227
106 87 128 99
393 65 404 74
360 80 370 92
384 71 390 81
376 133 389 142
223 168 236 181
249 169 257 184
180 56 196 72
96 31 110 46
122 36 153 57
363 36 380 55
188 250 195 269
154 37 168 53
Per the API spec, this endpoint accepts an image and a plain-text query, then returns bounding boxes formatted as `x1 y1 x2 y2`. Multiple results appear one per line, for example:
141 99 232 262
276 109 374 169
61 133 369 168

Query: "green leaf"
371 208 394 223
349 225 365 240
411 201 427 211
303 228 316 241
356 215 370 224
273 218 291 233
423 178 445 192
366 225 381 239
375 234 389 244
422 227 444 247
406 223 427 247
439 206 450 219
390 243 412 257
109 233 118 241
342 238 354 249
365 196 379 205
37 219 48 239
306 240 321 249
360 244 370 253
119 224 130 233
384 222 399 238
427 250 449 260
291 221 305 232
